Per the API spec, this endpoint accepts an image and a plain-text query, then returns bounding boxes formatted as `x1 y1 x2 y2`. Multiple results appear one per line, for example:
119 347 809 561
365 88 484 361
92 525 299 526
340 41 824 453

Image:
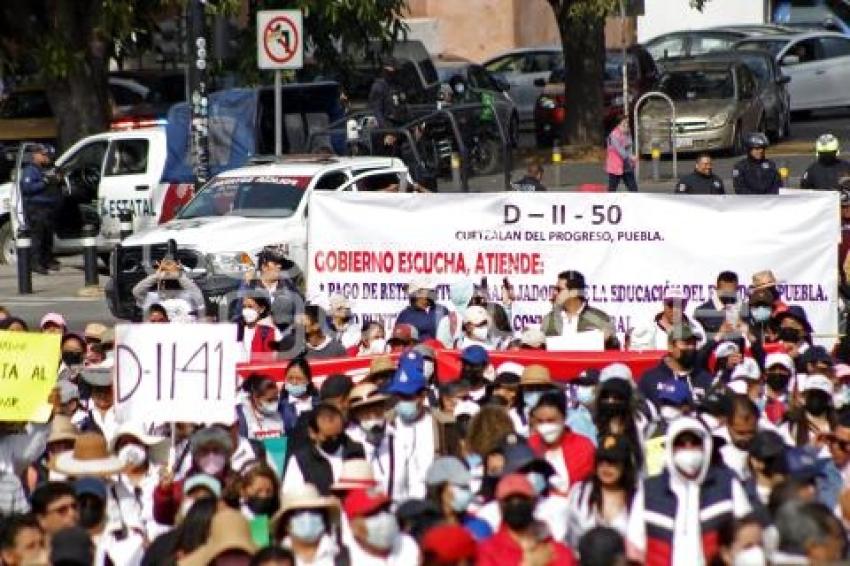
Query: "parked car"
482 46 563 124
637 59 765 155
734 31 850 113
660 50 792 141
434 56 520 146
533 45 659 147
645 29 754 62
109 70 187 129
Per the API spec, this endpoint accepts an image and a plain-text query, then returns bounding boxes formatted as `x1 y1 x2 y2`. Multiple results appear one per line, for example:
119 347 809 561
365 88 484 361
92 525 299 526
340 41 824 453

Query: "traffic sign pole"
275 70 282 157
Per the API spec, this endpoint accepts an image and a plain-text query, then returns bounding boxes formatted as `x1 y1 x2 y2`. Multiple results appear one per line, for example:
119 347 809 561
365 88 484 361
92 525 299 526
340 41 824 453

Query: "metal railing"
634 91 678 181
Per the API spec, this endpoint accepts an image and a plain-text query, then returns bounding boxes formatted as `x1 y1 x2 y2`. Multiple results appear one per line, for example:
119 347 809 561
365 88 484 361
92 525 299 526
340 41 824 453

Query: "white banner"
307 192 840 343
114 323 240 424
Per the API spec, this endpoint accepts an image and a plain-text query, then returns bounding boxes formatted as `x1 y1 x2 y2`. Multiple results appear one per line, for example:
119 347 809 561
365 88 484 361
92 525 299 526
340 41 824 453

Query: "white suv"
106 154 410 320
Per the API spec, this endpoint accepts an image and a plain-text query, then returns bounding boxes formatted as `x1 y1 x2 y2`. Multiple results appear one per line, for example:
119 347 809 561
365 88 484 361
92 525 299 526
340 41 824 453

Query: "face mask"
765 372 790 393
536 422 564 444
289 510 325 543
367 339 387 355
450 485 474 513
78 496 106 529
466 453 482 469
527 472 547 496
359 417 385 434
242 308 259 324
805 392 831 417
719 294 737 306
423 359 435 379
62 351 83 366
471 326 489 341
502 498 536 530
751 306 772 323
364 511 399 550
523 391 543 411
259 400 279 416
733 546 767 566
576 385 595 406
285 382 308 398
673 448 704 477
676 349 697 370
660 405 683 422
395 399 420 423
118 444 148 468
198 452 227 476
245 496 278 517
320 436 343 454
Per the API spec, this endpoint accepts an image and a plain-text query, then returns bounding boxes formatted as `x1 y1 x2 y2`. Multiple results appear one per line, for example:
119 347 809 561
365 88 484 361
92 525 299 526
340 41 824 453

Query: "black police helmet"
745 132 769 151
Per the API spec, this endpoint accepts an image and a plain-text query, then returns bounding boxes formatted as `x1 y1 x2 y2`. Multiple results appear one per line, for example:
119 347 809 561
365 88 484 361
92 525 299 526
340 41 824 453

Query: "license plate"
675 137 693 148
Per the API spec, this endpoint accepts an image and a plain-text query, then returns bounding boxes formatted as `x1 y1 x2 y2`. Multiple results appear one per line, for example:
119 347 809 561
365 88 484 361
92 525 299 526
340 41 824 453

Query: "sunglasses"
830 437 850 452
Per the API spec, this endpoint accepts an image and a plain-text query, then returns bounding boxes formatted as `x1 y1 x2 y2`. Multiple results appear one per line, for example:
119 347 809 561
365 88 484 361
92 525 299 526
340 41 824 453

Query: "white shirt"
345 532 420 566
565 480 629 547
473 494 570 543
560 304 586 335
393 412 435 500
239 400 285 440
90 407 119 445
347 426 397 499
284 534 340 566
543 445 570 492
92 529 145 566
0 422 49 476
112 466 170 539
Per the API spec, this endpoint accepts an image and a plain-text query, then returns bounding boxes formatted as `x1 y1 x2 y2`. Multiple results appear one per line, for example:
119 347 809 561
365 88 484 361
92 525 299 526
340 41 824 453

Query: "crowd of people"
5 242 850 566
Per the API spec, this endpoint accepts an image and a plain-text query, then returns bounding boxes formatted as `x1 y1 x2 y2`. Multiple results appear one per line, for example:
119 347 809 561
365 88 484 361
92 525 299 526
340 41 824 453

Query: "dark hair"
587 445 638 516
148 303 169 320
243 290 272 318
283 357 317 398
30 481 75 515
0 317 27 331
593 383 643 467
60 333 85 350
0 513 40 550
251 546 294 566
173 497 217 556
577 526 626 566
241 373 276 395
837 406 850 429
530 391 566 418
710 514 762 566
695 152 713 163
307 403 343 432
727 394 759 422
717 271 739 286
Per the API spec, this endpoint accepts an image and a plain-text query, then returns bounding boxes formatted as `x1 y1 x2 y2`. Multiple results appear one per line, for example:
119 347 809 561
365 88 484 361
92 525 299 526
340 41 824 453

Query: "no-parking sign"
257 10 303 70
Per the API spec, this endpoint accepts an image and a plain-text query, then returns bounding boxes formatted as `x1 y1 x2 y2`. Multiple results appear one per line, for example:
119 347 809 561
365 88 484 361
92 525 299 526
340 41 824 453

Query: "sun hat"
84 322 108 342
179 508 258 566
272 483 339 534
53 433 125 477
349 382 389 410
751 270 780 291
47 415 78 445
40 312 66 330
367 355 396 378
520 364 552 387
330 459 378 491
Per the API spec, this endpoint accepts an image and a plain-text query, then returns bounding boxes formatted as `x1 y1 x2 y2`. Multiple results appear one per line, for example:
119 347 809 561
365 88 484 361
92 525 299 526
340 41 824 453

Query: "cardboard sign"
0 331 60 422
114 323 240 424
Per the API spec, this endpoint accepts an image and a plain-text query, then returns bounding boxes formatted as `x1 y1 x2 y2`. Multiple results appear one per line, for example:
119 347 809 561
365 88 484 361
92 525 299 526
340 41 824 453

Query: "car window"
740 55 771 84
109 84 146 106
735 39 788 57
646 36 686 60
819 36 850 58
313 171 348 191
690 35 738 56
61 141 108 173
785 38 821 63
0 90 52 119
469 66 495 90
358 172 406 192
104 139 149 176
484 54 525 74
659 69 734 100
604 53 639 81
179 176 311 219
525 52 560 73
738 68 756 99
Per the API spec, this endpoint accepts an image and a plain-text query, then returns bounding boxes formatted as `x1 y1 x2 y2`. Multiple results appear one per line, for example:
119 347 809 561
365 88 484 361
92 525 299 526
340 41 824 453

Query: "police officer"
368 56 409 155
20 144 60 274
511 161 547 192
732 132 781 195
800 133 850 191
675 153 724 194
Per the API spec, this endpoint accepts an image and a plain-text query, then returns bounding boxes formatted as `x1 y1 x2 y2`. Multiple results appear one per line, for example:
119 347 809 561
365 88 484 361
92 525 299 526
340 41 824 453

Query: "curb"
76 286 105 298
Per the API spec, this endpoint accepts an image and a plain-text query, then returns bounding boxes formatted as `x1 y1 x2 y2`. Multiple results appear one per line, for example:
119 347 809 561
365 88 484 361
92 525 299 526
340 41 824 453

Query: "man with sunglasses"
541 270 619 350
31 482 79 545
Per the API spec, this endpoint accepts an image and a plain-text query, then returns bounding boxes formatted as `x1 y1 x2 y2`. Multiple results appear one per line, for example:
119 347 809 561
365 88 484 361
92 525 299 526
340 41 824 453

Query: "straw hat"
367 355 396 378
751 270 780 291
520 364 552 387
53 433 124 477
330 459 378 491
272 483 339 537
179 508 258 566
46 415 78 445
349 382 389 410
108 421 167 453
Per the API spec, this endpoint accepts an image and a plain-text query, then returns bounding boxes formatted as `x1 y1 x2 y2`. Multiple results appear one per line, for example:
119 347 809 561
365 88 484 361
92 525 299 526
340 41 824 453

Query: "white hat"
765 352 795 375
463 305 489 325
730 358 760 382
54 433 125 478
663 287 686 301
519 327 546 348
713 341 740 359
108 421 167 453
727 379 749 395
628 324 655 351
330 459 377 491
454 400 481 419
408 277 436 294
600 363 633 383
329 293 351 311
804 374 834 395
496 362 525 377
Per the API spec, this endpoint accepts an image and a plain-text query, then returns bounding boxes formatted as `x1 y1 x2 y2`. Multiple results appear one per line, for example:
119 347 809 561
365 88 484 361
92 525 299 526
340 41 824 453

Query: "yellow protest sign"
644 435 667 477
0 331 60 422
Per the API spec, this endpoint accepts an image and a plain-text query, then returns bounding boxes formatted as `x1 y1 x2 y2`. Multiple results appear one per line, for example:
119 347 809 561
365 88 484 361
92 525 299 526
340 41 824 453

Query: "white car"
106 155 410 320
735 31 850 112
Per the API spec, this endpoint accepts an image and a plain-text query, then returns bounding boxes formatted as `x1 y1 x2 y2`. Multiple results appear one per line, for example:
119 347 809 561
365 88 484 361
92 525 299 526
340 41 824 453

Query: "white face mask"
733 546 767 566
118 444 148 468
367 338 387 355
471 326 489 341
660 406 683 422
242 308 259 324
364 511 399 550
673 447 704 477
536 422 564 444
423 359 435 379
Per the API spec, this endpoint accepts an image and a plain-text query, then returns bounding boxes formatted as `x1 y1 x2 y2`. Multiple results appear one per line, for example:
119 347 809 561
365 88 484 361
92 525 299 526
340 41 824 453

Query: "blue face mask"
396 399 420 422
527 472 547 496
465 453 482 469
289 510 325 543
286 383 308 398
576 385 595 406
524 391 543 411
751 306 772 323
450 485 474 513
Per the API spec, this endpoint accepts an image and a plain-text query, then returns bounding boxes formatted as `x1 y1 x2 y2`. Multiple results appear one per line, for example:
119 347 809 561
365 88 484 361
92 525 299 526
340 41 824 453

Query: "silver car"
482 46 562 124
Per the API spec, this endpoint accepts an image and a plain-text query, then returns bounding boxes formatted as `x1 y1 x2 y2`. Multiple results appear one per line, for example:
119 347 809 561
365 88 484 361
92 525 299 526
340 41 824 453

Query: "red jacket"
477 525 576 566
528 429 595 491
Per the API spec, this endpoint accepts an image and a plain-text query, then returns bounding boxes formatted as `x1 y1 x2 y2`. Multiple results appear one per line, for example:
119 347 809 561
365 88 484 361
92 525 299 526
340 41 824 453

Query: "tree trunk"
554 7 607 148
43 0 111 152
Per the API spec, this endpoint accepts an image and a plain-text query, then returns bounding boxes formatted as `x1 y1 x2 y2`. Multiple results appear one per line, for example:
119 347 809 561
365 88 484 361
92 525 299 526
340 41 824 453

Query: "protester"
541 270 619 349
630 287 706 350
395 279 448 341
237 293 282 359
278 357 318 436
273 483 340 564
0 513 46 566
511 160 548 192
239 245 303 333
693 271 743 335
327 293 361 349
345 383 396 497
342 488 420 563
638 324 714 407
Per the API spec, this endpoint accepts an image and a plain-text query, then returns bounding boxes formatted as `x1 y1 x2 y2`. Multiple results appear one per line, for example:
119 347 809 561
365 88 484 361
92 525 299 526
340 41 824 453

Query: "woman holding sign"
237 375 285 441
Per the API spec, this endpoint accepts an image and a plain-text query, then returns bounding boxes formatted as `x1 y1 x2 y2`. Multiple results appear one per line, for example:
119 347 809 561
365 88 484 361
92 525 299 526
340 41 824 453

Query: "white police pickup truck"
106 154 411 320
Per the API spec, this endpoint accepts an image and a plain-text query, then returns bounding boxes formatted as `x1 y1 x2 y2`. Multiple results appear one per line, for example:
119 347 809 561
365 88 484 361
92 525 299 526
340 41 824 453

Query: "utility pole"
188 0 210 187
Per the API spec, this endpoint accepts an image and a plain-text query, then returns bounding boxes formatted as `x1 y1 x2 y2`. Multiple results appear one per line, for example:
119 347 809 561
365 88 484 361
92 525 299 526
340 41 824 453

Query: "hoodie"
436 281 475 348
627 417 752 566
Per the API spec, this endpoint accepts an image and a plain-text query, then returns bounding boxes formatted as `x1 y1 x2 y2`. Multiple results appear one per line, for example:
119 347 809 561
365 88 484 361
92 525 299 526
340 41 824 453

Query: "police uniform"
731 157 781 195
674 171 725 195
20 162 59 271
511 176 547 192
800 157 850 191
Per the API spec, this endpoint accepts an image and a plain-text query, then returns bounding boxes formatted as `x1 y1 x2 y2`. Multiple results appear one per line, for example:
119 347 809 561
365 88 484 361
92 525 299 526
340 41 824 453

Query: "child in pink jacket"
606 115 638 192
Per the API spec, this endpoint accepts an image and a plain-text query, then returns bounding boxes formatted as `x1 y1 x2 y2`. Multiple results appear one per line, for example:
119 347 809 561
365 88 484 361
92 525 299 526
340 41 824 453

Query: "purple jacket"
605 126 635 175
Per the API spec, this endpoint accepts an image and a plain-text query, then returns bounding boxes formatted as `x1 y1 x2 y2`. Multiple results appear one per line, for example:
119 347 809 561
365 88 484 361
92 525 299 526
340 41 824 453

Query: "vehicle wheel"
470 135 502 177
0 221 14 265
509 112 520 148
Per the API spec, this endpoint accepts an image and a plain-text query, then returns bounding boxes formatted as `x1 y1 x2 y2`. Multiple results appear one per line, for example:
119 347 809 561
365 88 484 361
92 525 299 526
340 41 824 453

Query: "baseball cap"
713 341 740 359
749 430 788 471
599 362 633 383
804 374 834 395
425 457 471 487
385 350 427 396
388 323 419 345
40 312 66 329
730 357 761 381
461 345 489 366
320 374 353 400
765 352 794 374
343 488 390 519
786 447 825 482
575 368 600 386
421 524 477 563
657 380 692 406
495 473 535 501
496 362 524 380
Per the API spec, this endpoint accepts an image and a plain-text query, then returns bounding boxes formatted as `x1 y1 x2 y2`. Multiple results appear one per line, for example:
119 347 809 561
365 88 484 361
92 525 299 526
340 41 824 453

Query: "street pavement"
2 108 848 328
